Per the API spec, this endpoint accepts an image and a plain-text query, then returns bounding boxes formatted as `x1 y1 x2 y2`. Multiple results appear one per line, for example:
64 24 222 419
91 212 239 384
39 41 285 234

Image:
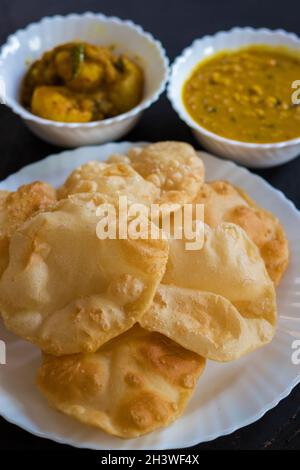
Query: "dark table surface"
0 0 300 452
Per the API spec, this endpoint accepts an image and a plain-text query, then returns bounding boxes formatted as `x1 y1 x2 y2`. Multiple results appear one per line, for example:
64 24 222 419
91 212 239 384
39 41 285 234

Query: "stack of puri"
0 142 288 438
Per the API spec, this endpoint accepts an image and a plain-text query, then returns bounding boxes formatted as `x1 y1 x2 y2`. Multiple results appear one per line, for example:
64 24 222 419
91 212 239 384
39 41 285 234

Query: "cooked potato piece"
21 56 58 108
109 57 144 113
54 50 77 82
31 86 93 122
55 47 105 91
67 44 118 91
68 61 104 91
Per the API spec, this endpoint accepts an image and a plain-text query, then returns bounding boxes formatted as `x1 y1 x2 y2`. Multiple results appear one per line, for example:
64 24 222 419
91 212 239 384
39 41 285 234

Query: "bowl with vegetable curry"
168 28 300 168
0 13 169 147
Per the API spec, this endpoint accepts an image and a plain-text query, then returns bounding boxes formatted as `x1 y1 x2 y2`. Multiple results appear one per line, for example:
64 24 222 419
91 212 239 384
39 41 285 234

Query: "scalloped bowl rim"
168 27 300 149
0 12 170 128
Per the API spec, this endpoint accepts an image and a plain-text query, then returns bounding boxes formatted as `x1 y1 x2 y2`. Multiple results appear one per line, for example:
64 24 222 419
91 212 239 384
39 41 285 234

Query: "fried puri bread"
109 142 205 208
194 181 289 285
57 160 160 206
0 195 169 355
0 182 56 277
140 223 277 361
37 325 205 438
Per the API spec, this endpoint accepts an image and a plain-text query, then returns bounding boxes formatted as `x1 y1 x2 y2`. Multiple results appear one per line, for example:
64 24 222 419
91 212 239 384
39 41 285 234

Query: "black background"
0 0 299 452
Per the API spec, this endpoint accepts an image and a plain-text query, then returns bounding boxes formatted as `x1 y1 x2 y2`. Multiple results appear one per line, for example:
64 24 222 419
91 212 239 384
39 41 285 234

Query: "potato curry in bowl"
21 42 144 123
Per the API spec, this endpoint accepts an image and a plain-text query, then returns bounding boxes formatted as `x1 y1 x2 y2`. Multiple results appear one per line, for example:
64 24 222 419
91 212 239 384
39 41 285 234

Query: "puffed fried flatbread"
194 181 289 285
57 160 160 206
0 182 56 276
109 141 205 208
37 325 205 438
0 194 169 355
140 223 277 361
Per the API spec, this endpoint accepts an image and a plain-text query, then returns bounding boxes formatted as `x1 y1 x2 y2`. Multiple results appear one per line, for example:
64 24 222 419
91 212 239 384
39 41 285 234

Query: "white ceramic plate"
0 142 299 450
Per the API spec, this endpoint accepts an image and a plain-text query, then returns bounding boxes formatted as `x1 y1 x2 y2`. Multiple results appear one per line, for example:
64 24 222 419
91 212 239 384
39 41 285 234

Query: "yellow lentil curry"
183 45 300 143
21 42 144 123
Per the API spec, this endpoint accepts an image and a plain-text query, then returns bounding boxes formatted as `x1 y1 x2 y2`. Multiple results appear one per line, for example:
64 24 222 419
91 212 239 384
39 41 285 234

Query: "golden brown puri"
57 160 160 206
108 141 205 208
37 325 205 438
0 182 56 277
194 181 289 285
140 223 277 362
0 195 169 355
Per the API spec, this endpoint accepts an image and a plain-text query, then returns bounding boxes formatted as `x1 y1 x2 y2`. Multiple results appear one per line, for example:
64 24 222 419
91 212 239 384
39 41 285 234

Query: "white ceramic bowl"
0 12 169 147
168 27 300 168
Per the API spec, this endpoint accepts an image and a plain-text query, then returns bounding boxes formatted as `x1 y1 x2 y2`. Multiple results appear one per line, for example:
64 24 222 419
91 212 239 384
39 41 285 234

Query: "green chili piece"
71 44 85 79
